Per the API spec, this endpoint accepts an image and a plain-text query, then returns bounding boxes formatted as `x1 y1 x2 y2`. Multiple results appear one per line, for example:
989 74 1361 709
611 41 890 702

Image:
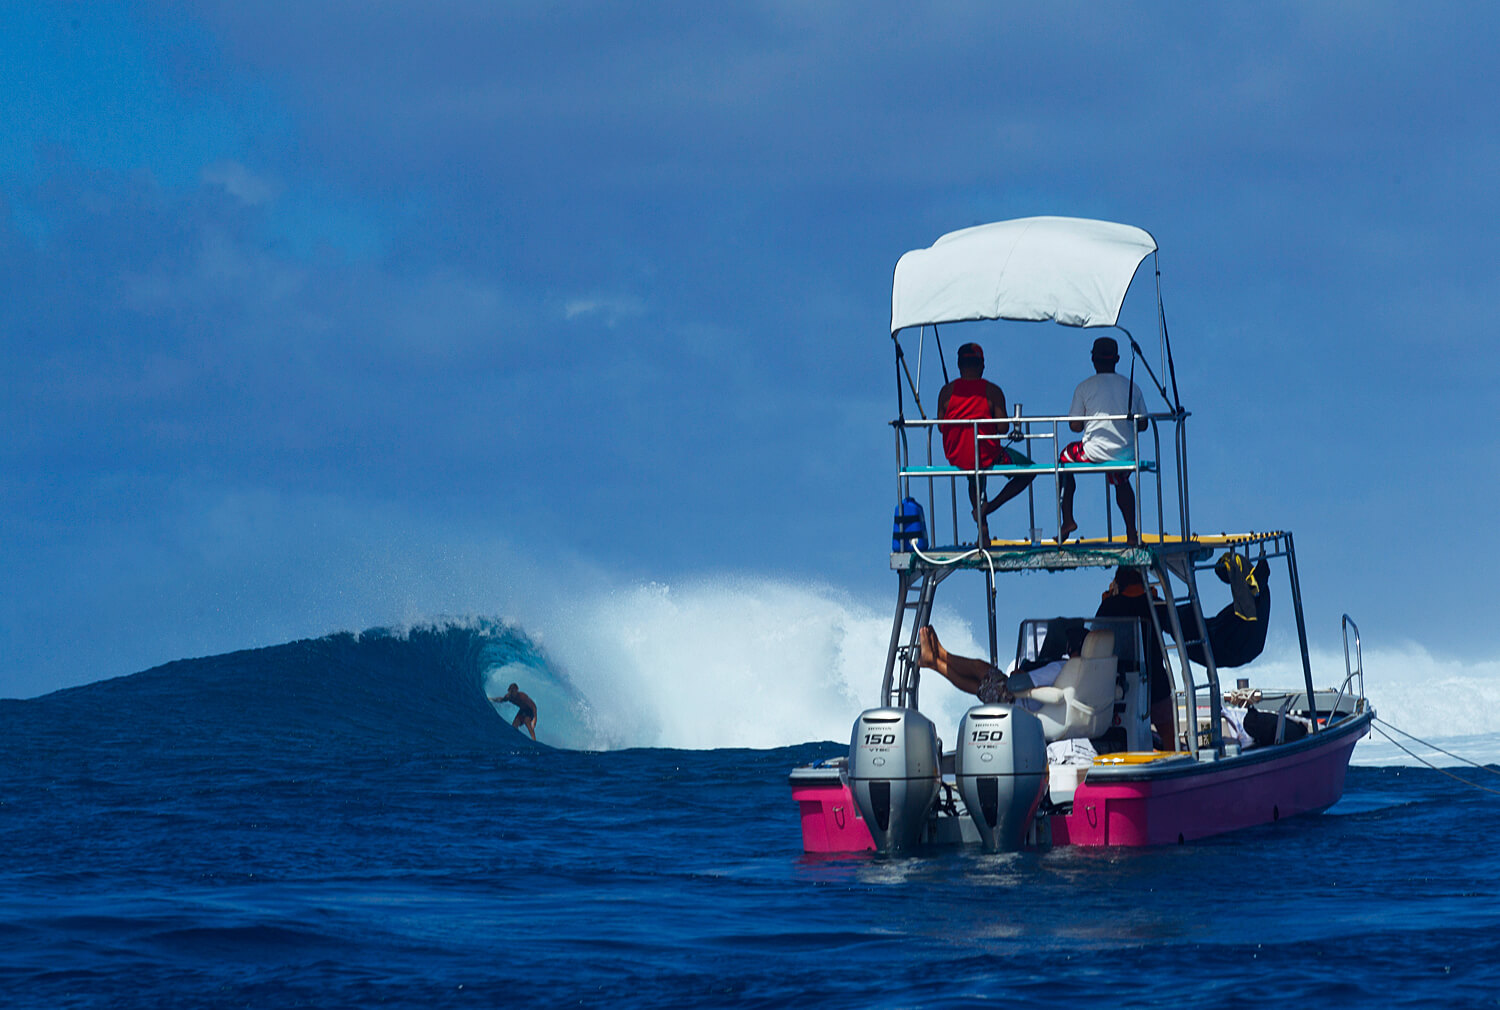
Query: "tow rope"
1371 717 1500 797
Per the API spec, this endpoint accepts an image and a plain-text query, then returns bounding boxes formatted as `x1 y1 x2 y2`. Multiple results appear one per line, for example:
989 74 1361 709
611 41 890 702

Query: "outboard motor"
847 708 940 854
955 704 1048 852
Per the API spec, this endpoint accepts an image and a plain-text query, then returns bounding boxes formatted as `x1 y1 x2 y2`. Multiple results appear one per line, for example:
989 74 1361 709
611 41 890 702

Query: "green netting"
894 543 1158 572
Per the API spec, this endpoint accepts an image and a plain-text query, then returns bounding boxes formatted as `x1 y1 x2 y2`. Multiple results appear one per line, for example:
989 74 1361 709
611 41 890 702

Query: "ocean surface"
3 621 1499 1009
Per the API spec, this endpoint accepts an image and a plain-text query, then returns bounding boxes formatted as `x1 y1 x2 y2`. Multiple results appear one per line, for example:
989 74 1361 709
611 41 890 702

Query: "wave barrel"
847 708 940 854
955 705 1048 852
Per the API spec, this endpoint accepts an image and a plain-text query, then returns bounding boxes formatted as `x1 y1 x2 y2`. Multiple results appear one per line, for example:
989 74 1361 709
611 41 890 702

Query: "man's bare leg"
966 479 990 545
1058 474 1078 542
514 713 537 741
983 474 1035 517
918 625 996 696
1114 480 1139 545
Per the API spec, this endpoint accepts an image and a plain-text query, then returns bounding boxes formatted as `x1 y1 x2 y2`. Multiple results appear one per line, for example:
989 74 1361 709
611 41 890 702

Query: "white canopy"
890 217 1158 335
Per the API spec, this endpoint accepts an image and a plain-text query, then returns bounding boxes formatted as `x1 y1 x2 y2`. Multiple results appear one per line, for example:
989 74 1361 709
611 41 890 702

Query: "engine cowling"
847 708 940 854
955 704 1048 852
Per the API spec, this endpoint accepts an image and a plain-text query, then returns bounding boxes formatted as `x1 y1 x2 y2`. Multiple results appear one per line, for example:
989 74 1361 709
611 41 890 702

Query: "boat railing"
894 409 1179 547
1334 614 1366 716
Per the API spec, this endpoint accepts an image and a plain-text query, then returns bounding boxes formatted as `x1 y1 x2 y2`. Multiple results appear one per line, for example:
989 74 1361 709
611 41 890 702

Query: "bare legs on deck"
969 474 1036 544
1058 474 1138 545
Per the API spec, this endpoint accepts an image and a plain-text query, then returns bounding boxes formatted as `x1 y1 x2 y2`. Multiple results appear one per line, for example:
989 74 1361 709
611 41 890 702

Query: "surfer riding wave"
491 683 539 740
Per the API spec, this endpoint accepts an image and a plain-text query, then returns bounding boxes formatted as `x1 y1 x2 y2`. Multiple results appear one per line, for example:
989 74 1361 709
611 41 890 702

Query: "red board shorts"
1059 441 1131 487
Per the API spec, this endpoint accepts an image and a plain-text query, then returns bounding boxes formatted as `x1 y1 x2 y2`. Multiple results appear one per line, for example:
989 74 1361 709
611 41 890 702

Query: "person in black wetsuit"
490 683 538 740
1178 554 1271 669
1095 558 1273 751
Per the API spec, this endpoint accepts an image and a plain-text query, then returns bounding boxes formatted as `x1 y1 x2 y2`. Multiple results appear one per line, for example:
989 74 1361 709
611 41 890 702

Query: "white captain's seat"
1017 629 1118 743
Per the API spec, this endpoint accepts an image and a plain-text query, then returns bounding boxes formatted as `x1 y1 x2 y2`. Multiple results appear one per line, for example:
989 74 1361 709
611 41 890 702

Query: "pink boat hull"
793 714 1368 853
1052 717 1366 846
791 779 876 852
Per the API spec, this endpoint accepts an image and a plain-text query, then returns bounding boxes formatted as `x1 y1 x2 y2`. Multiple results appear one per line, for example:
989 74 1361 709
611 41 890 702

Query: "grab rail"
894 410 1174 546
1332 614 1365 717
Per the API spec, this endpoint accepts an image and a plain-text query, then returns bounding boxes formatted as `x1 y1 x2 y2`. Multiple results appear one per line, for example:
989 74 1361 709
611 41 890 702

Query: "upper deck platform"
892 532 1291 573
886 217 1283 579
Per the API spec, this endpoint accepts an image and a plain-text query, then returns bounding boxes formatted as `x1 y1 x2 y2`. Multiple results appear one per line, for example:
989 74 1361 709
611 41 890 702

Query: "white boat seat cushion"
1020 629 1118 743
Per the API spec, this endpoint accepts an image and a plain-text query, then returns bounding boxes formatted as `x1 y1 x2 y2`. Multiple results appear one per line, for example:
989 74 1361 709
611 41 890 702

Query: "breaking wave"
4 579 1497 764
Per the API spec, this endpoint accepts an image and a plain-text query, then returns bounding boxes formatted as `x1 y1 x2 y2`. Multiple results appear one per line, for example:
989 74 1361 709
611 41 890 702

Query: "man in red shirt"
937 342 1035 542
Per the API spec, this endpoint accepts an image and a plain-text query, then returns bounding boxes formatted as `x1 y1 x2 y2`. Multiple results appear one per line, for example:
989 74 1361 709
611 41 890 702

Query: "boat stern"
789 760 874 853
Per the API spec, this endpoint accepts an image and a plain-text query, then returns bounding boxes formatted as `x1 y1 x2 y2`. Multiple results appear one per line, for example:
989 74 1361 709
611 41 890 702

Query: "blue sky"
4 2 1499 699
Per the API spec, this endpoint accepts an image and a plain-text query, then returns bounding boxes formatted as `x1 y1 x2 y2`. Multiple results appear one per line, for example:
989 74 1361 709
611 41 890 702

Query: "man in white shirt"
1058 336 1148 544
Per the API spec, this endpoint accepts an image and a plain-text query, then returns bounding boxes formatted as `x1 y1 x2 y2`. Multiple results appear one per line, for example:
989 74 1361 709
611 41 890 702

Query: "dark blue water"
3 624 1498 1008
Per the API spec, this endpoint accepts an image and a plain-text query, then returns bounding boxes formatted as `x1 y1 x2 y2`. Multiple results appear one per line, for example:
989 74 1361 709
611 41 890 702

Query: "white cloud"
563 293 645 326
201 160 280 206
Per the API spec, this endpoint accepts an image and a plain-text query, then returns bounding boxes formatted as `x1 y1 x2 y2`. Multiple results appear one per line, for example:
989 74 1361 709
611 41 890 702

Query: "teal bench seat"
901 460 1157 477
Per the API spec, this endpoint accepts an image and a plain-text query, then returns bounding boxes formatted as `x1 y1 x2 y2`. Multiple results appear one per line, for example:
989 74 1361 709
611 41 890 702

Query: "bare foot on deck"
1057 520 1077 543
970 506 992 546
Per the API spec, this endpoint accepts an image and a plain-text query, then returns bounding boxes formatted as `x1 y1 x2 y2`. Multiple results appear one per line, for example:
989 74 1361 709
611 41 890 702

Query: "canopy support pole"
1285 533 1320 731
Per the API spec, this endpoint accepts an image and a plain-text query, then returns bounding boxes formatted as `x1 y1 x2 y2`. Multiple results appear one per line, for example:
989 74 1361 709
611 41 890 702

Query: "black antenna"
894 335 905 422
933 324 950 385
1120 328 1168 405
893 334 926 419
1155 259 1184 413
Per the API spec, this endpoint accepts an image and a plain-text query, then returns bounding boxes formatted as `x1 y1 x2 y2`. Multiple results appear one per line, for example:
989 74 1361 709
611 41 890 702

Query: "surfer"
490 683 538 740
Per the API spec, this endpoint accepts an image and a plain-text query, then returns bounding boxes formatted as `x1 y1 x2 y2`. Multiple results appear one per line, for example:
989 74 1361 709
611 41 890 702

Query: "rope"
1373 717 1500 778
909 540 1133 569
910 540 997 581
1370 721 1500 798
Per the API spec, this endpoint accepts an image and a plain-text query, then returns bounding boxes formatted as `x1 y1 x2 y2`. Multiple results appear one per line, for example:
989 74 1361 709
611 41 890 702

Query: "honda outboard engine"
955 704 1048 852
847 708 940 854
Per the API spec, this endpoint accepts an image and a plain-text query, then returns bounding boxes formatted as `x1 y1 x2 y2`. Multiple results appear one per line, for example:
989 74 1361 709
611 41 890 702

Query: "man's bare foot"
1057 519 1078 543
917 625 947 672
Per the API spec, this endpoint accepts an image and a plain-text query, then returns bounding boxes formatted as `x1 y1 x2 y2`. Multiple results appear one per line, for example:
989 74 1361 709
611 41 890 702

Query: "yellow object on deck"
1093 751 1184 766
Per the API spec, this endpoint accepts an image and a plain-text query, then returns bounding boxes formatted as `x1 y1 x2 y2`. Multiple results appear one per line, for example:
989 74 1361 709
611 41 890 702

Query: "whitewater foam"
523 577 887 750
512 577 1500 765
